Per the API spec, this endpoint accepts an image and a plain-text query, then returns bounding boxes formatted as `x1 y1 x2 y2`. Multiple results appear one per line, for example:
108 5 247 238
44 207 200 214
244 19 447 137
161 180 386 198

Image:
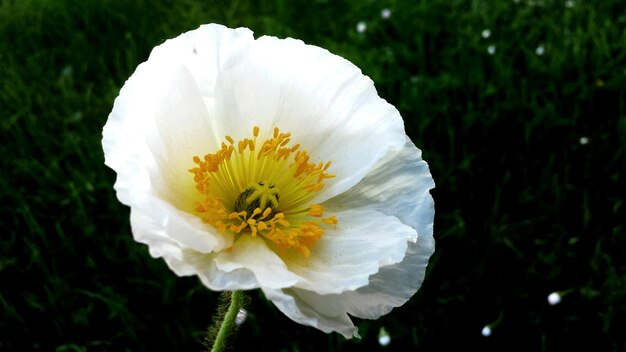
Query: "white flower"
381 8 392 19
487 45 496 55
481 325 492 337
579 136 589 145
481 29 491 39
102 24 435 338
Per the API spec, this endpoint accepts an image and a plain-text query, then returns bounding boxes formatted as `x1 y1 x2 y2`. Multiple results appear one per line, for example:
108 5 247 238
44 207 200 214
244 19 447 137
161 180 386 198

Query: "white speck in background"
381 8 391 19
548 292 562 305
536 45 545 56
356 21 367 33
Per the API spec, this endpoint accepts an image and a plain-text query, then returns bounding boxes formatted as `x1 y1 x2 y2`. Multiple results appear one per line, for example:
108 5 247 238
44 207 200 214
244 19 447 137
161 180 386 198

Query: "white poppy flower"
102 23 435 338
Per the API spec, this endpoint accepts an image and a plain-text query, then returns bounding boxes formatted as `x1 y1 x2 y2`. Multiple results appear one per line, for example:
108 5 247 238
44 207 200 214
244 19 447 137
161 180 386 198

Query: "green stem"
211 291 244 352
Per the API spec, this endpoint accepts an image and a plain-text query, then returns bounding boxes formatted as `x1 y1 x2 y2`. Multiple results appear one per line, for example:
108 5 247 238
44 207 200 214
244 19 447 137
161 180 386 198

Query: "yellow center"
189 126 337 256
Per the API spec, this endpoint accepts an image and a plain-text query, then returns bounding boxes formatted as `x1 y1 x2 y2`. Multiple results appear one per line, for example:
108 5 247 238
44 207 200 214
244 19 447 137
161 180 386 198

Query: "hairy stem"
207 291 244 352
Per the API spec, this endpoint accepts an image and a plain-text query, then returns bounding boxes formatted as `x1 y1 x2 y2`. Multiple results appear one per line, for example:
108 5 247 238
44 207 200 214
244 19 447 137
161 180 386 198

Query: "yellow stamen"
322 216 338 225
189 126 336 256
308 204 325 217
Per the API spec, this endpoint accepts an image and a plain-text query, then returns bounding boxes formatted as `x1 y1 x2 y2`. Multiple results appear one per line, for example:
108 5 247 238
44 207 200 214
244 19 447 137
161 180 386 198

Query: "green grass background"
1 0 625 350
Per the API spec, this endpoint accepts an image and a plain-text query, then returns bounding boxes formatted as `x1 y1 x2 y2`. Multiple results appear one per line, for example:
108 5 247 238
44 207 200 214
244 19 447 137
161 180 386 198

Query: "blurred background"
1 0 625 350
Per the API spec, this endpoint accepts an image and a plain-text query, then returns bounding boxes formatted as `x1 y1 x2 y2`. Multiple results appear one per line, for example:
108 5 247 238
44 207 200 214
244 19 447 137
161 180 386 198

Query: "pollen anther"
190 126 336 256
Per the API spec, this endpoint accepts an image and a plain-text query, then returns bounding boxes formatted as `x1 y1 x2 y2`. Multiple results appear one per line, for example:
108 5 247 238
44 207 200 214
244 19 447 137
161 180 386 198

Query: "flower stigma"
189 127 337 256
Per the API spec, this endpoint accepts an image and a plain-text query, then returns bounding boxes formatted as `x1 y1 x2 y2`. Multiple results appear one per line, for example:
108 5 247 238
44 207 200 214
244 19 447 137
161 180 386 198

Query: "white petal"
283 209 416 295
132 193 233 253
326 137 435 234
103 64 204 212
103 25 255 254
213 235 300 289
149 24 255 99
142 65 216 210
130 207 258 293
312 138 435 319
347 232 434 318
262 222 431 341
145 23 255 144
181 249 259 291
130 208 197 276
263 288 359 339
155 235 301 292
213 35 406 201
285 232 434 321
106 65 233 254
104 24 254 209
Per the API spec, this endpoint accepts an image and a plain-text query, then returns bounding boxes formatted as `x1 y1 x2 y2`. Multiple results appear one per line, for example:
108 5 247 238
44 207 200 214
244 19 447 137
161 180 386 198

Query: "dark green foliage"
1 0 625 350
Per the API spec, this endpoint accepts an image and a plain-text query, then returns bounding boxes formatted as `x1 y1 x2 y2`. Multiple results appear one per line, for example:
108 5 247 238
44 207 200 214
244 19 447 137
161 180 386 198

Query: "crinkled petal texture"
265 138 435 337
103 24 435 339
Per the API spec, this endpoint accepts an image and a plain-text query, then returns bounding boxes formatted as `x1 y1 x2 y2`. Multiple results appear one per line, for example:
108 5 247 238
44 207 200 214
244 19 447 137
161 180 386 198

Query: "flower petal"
148 24 255 99
130 208 197 276
132 193 233 253
344 233 434 319
282 209 416 295
104 65 232 253
142 65 216 210
130 206 263 293
281 231 434 322
103 24 255 254
104 24 254 208
261 235 433 336
326 137 435 235
171 235 301 291
262 288 359 339
103 65 205 208
213 35 406 201
213 235 300 289
180 249 259 291
308 138 435 319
